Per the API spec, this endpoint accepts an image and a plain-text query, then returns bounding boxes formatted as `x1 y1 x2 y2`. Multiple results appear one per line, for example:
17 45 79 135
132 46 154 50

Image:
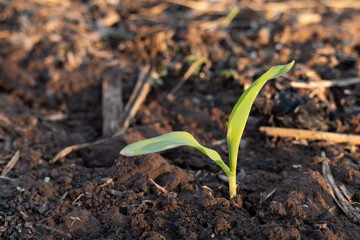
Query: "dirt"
1 0 360 239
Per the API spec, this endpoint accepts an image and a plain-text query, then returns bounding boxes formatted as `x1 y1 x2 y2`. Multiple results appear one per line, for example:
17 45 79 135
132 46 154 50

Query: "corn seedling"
120 61 294 198
185 54 208 76
221 69 239 81
150 71 164 88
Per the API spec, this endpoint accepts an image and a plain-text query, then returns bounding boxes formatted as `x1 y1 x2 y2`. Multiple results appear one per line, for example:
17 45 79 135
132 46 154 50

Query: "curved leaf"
227 61 294 172
120 131 232 176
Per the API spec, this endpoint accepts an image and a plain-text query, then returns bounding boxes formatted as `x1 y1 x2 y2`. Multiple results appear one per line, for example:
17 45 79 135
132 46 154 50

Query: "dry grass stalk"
50 139 106 164
249 0 360 11
167 55 205 101
50 65 152 163
248 0 319 11
30 0 70 6
259 126 360 145
1 150 20 177
165 0 236 14
149 178 168 195
291 77 360 89
321 152 360 223
102 71 123 136
116 65 151 135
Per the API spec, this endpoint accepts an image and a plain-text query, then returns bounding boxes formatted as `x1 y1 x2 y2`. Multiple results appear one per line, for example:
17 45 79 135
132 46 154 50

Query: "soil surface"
1 0 360 239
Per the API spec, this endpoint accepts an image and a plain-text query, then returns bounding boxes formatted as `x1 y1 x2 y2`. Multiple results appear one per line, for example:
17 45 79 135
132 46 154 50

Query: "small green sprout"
150 71 164 88
151 65 168 88
185 54 208 76
221 69 239 81
120 61 294 199
44 176 50 183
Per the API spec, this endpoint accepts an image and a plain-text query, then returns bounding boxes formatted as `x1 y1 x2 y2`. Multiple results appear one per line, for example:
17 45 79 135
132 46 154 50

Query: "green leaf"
227 61 294 172
120 131 232 176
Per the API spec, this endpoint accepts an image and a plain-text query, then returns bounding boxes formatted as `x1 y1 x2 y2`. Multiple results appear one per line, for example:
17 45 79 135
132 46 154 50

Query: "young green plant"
120 61 294 199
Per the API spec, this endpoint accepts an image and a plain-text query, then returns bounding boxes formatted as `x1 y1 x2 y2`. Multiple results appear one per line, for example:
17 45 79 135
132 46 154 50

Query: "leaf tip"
120 149 134 156
283 60 295 72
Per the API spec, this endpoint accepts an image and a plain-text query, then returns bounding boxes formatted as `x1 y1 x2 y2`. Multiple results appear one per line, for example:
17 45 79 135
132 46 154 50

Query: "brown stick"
167 55 206 101
249 0 360 11
102 70 123 136
259 126 360 145
50 139 107 164
1 150 20 176
291 77 360 89
164 0 234 13
322 152 360 223
50 65 152 163
115 64 151 136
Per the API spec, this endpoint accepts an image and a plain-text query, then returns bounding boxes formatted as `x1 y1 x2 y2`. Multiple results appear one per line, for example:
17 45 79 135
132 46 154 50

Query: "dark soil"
1 0 360 239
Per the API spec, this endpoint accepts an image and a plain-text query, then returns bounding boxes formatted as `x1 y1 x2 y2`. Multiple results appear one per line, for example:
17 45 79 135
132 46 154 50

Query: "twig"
249 0 360 11
339 184 353 202
30 0 70 6
164 0 235 13
263 188 278 201
149 178 168 195
50 139 106 164
259 126 360 145
50 65 152 163
102 70 123 136
1 150 20 177
7 215 18 235
248 0 319 11
72 193 84 205
320 0 360 9
41 112 68 121
99 178 114 188
167 55 206 101
56 191 68 206
260 187 278 206
291 77 360 89
321 152 360 223
116 65 151 135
